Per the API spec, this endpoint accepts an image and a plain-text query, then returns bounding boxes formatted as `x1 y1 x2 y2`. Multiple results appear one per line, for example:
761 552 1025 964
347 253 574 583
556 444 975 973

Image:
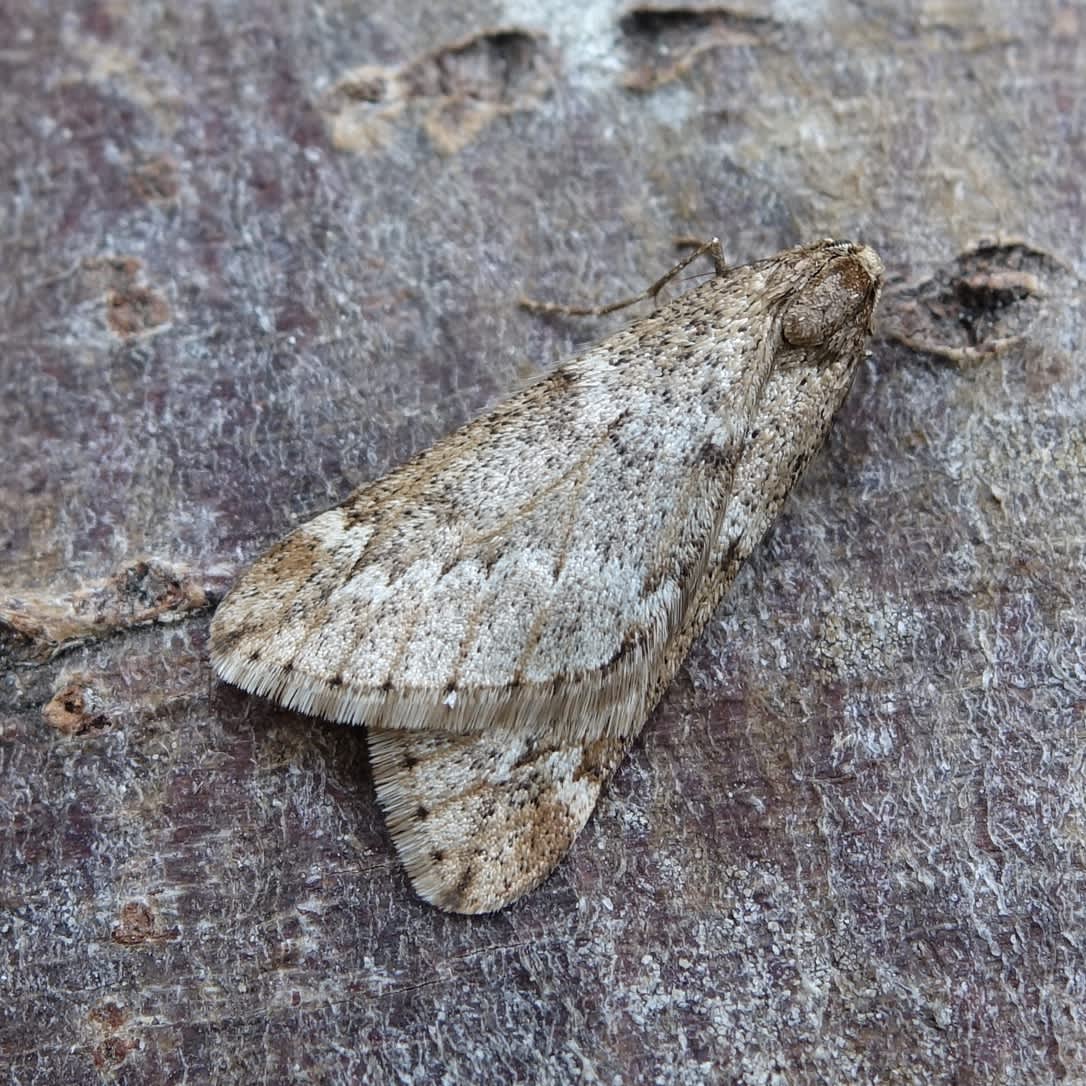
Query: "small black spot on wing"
600 627 646 676
699 439 737 470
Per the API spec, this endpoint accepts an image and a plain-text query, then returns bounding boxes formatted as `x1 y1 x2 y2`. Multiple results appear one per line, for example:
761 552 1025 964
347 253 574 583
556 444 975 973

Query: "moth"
210 238 884 913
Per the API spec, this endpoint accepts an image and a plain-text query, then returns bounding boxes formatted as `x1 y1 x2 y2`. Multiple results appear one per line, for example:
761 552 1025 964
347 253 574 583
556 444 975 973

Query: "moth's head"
779 240 884 352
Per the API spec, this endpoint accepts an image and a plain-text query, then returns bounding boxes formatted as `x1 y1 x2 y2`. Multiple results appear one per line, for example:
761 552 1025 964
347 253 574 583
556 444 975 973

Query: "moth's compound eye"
781 251 881 348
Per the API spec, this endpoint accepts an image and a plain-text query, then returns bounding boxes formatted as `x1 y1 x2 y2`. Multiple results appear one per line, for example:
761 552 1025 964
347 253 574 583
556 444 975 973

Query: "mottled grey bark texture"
2 2 1082 1083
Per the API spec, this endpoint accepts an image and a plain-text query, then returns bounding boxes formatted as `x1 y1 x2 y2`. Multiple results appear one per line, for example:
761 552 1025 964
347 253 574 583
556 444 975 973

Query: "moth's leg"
673 235 728 277
521 236 726 318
